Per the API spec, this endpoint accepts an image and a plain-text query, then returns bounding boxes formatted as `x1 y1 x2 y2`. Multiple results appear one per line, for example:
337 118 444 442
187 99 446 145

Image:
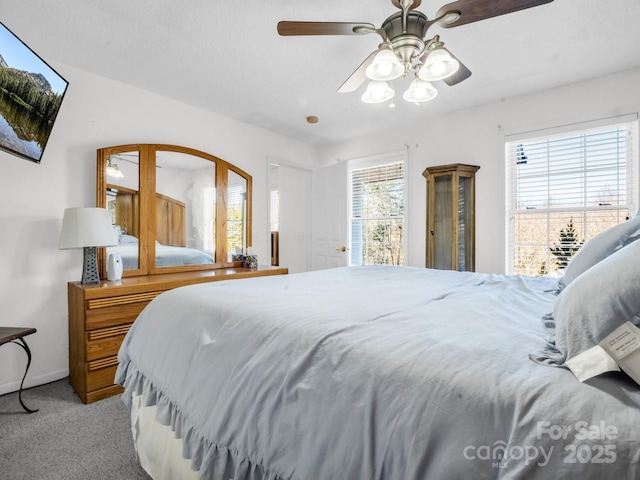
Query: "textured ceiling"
1 0 639 146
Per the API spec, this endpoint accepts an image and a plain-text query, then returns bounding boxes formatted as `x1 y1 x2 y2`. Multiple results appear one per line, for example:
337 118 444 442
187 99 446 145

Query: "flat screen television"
0 21 68 164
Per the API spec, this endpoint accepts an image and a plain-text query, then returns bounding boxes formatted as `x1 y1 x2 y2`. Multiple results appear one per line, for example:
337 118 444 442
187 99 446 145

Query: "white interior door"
311 161 348 270
278 165 311 274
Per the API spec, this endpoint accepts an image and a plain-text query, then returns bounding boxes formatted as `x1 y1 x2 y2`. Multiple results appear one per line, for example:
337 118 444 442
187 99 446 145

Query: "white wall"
0 63 317 395
318 68 640 274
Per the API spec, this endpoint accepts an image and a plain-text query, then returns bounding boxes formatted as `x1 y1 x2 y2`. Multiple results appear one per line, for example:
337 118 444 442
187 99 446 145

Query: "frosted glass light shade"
106 158 124 178
403 78 437 103
365 49 404 81
361 81 395 104
59 207 118 249
418 48 459 81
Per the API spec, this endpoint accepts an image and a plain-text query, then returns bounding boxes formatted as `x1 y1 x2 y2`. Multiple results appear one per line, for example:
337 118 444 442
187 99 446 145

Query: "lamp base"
81 246 101 284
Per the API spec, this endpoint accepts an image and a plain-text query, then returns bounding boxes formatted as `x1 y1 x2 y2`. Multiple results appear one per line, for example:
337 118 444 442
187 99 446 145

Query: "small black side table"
0 327 38 413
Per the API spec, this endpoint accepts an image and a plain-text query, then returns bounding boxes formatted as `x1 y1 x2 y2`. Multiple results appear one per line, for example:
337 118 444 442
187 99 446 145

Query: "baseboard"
0 369 69 396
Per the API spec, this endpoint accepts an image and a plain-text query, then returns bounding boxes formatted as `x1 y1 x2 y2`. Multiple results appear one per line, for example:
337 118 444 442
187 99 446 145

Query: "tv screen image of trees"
0 21 68 163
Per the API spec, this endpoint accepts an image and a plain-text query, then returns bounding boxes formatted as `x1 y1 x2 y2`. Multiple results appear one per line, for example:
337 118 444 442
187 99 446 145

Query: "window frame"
505 114 639 275
348 149 408 267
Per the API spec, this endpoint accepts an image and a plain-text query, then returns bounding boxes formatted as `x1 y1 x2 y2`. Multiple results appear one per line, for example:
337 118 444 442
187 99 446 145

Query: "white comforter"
116 266 640 480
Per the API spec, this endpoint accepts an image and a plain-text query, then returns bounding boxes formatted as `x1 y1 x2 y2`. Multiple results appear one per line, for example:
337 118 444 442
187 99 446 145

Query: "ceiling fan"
277 0 553 105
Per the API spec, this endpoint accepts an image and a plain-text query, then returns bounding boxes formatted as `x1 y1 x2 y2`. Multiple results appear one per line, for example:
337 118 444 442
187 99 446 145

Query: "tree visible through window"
506 116 638 275
227 184 246 255
350 159 405 266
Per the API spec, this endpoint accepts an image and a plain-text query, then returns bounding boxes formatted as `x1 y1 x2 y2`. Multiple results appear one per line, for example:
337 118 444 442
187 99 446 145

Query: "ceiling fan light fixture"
365 49 404 81
361 80 395 104
106 157 124 178
403 77 437 103
418 48 460 81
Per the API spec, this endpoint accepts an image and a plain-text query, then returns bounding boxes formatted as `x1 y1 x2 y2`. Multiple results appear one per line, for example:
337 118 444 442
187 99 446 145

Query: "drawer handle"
88 325 131 341
87 291 162 309
87 356 119 371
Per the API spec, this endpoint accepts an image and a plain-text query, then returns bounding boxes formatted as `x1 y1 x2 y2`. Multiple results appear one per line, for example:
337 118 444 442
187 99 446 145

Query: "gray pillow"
563 215 640 286
553 237 640 366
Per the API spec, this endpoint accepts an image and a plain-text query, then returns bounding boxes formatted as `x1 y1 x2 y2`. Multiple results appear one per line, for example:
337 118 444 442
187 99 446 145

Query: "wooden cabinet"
68 266 288 403
423 164 479 271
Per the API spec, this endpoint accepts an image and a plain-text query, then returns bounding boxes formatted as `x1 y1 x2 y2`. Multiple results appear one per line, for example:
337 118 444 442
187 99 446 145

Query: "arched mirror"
97 144 252 277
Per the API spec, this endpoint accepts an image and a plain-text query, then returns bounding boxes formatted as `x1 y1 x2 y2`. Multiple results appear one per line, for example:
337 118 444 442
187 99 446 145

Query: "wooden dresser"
68 266 288 403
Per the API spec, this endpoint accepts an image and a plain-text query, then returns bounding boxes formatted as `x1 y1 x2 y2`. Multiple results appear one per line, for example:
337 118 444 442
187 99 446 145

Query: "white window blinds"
506 115 638 275
227 183 246 257
350 153 406 266
270 189 280 232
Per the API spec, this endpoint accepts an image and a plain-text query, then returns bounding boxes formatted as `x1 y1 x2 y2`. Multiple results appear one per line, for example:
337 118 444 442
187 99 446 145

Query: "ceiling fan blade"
436 0 553 28
443 48 471 86
337 49 379 93
277 21 375 36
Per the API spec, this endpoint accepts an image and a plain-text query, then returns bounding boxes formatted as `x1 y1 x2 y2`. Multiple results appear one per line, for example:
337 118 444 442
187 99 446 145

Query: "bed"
108 235 214 269
115 227 640 480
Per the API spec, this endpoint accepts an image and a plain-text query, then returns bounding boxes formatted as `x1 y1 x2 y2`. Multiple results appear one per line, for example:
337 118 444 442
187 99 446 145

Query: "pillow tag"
565 346 619 382
600 321 640 385
565 322 640 383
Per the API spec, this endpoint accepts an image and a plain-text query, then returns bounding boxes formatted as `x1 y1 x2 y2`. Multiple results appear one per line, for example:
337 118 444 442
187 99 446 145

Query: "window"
349 151 406 266
506 115 638 275
227 173 247 258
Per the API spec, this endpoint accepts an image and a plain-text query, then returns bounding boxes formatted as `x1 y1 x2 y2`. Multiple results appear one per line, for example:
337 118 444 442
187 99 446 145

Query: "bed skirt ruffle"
116 360 284 480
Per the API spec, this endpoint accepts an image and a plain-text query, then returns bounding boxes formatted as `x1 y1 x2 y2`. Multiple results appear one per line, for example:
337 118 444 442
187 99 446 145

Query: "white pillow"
563 215 640 286
112 224 122 242
119 234 139 244
553 238 640 366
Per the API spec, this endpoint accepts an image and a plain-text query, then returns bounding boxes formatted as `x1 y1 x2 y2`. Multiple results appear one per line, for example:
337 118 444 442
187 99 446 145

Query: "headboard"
155 192 186 247
108 184 186 247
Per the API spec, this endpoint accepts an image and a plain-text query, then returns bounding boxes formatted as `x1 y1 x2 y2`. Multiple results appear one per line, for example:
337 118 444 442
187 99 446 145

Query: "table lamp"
59 207 118 284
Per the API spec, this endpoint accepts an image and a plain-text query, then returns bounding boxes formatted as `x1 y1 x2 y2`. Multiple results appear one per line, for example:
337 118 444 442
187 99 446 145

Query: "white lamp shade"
418 48 460 81
59 207 118 249
365 49 404 81
361 81 395 104
403 78 438 103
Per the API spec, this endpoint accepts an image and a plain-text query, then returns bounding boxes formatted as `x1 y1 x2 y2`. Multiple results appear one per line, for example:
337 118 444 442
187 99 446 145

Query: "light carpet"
0 378 151 480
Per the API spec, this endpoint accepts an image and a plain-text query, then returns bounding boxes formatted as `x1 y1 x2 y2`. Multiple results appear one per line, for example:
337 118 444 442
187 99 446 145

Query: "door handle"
336 246 347 252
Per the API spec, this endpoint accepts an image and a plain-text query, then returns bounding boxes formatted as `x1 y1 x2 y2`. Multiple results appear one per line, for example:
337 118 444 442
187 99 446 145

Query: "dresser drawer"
85 302 149 330
86 325 131 361
86 357 119 392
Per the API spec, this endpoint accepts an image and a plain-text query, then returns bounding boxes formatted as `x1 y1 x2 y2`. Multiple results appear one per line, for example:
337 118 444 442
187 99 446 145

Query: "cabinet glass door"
457 175 473 271
434 175 453 270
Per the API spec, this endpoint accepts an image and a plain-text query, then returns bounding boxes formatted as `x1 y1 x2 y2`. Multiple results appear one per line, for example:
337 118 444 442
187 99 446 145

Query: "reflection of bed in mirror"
107 236 214 269
107 185 214 268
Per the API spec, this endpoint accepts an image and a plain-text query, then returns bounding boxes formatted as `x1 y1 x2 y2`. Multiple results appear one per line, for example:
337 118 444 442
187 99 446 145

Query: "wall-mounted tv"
0 21 68 164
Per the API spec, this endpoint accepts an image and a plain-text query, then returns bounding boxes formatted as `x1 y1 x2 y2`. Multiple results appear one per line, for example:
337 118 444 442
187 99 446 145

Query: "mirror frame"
97 143 252 278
